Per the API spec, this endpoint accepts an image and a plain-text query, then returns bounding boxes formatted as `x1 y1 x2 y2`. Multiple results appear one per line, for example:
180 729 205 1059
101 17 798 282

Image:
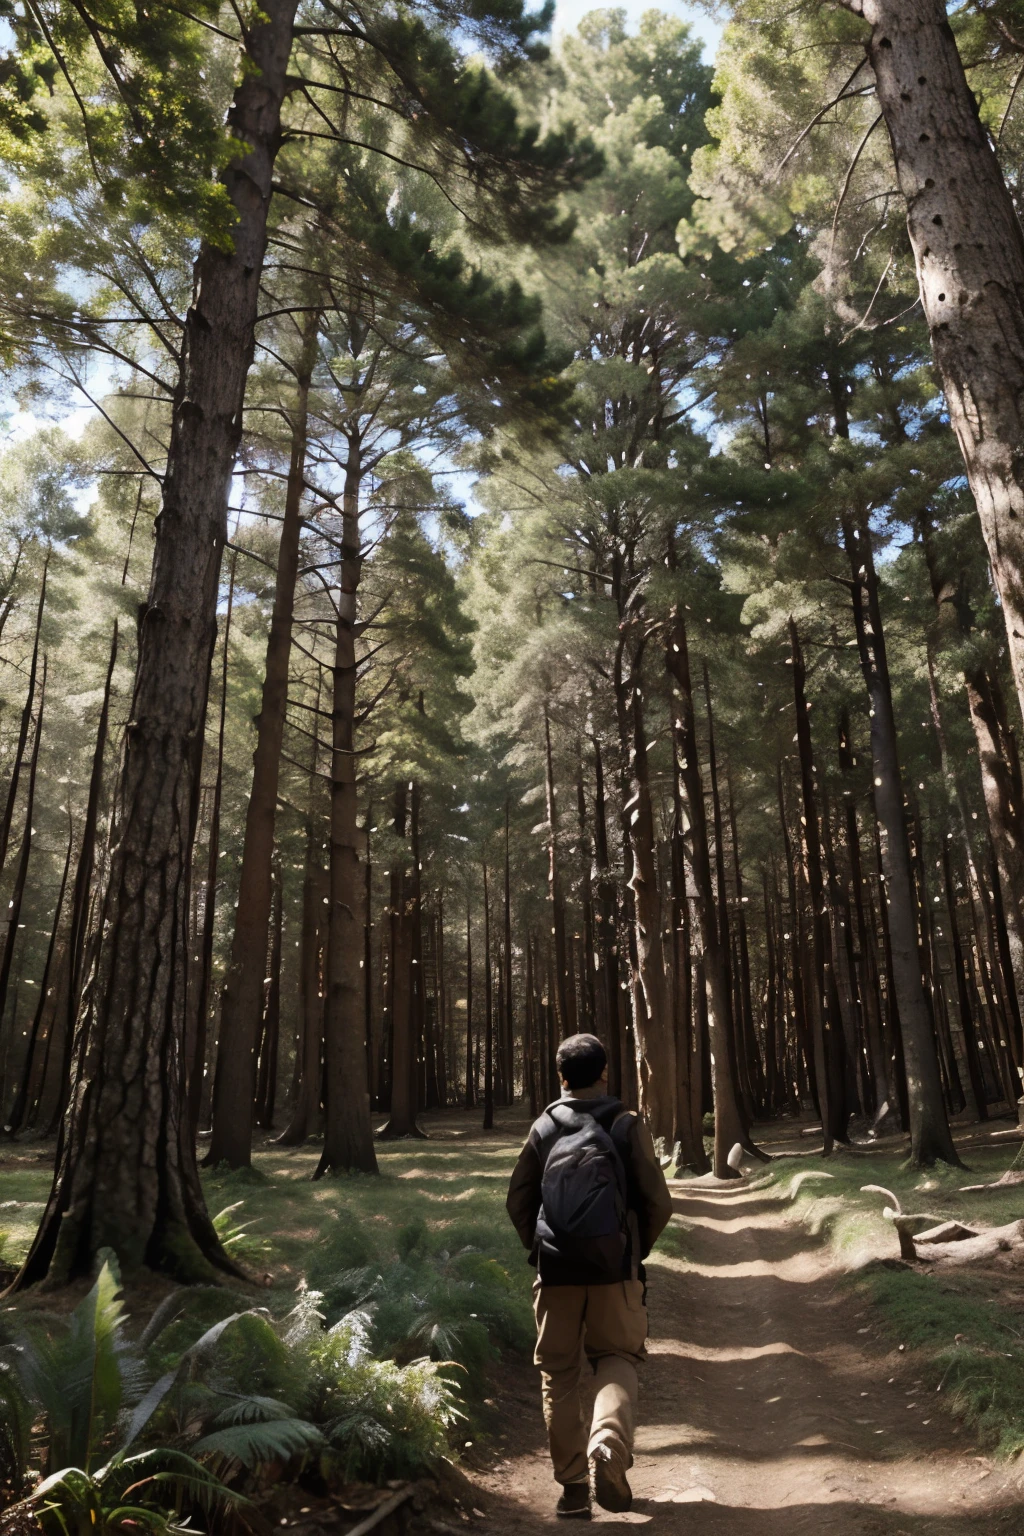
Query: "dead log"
913 1220 1024 1265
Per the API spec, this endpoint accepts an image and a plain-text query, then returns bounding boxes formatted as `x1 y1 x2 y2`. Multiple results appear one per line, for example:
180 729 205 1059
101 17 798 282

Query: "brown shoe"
555 1482 591 1519
589 1447 632 1513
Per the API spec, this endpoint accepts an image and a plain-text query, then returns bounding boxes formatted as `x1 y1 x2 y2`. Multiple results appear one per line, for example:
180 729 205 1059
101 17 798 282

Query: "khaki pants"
533 1279 648 1486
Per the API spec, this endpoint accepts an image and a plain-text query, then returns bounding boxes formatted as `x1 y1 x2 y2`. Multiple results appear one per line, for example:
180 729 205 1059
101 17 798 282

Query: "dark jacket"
505 1086 673 1285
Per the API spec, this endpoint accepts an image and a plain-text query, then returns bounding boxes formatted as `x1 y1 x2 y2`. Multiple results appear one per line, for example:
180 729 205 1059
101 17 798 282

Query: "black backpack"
535 1100 630 1281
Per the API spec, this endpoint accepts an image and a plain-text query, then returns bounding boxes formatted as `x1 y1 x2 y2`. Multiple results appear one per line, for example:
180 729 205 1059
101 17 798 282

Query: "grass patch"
0 1113 538 1421
765 1136 1024 1455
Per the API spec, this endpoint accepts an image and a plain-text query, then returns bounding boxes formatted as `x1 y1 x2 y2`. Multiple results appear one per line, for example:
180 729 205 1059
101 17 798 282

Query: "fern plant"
11 1251 147 1473
29 1449 243 1536
0 1250 465 1532
211 1203 271 1263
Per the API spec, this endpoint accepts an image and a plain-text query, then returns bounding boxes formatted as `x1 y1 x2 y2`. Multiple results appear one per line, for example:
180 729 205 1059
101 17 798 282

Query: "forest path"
467 1176 1024 1536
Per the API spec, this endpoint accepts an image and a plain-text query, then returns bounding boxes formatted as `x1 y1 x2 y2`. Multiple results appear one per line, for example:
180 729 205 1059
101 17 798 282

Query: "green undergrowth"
767 1141 1024 1455
203 1126 536 1400
0 1119 537 1432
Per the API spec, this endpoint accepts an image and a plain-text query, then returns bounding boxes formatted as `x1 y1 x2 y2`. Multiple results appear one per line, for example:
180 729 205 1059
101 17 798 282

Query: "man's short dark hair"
556 1033 608 1089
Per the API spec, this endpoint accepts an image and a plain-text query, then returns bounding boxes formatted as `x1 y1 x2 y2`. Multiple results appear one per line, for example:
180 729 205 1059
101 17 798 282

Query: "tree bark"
190 552 236 1143
274 672 325 1147
851 0 1024 725
254 865 283 1130
843 517 960 1166
380 782 419 1141
0 658 47 1099
276 829 325 1144
672 731 710 1171
0 562 47 879
464 901 474 1109
703 667 754 1130
17 0 298 1287
206 323 316 1166
544 707 575 1038
591 736 623 1097
6 812 73 1137
317 437 379 1173
846 800 897 1125
503 801 515 1101
46 623 118 1140
524 932 539 1115
727 773 763 1114
619 631 676 1140
777 767 816 1112
666 610 753 1176
789 620 849 1147
483 861 494 1131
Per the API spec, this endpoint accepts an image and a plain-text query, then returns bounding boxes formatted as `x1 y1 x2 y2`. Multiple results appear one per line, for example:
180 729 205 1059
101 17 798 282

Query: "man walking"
506 1033 672 1519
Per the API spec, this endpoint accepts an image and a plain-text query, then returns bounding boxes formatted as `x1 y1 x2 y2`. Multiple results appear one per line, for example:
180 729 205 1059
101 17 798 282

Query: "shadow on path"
467 1169 1024 1534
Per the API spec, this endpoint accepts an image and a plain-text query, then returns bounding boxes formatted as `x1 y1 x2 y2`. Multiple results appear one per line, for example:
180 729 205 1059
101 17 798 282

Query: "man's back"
505 1034 673 1521
506 1085 673 1280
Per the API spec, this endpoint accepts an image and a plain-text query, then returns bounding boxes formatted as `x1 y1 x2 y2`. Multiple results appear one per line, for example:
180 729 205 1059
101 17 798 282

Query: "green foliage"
29 1451 241 1536
307 1217 533 1395
855 1267 1024 1456
13 1252 143 1473
0 0 233 240
772 1149 1024 1455
211 1203 272 1262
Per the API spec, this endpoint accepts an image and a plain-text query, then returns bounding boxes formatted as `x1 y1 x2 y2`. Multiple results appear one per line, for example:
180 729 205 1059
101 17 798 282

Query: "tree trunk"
762 871 782 1116
777 767 816 1112
628 659 677 1141
544 707 575 1037
410 779 428 1115
666 610 753 1176
726 773 763 1113
465 901 474 1109
276 830 325 1144
966 668 1024 1049
46 623 119 1140
255 865 283 1130
524 932 539 1115
0 659 47 1110
17 0 298 1287
190 551 236 1143
379 783 419 1141
918 513 1024 1061
703 667 754 1131
846 800 896 1126
844 517 959 1166
206 323 316 1166
6 813 73 1137
0 563 47 879
853 0 1024 724
941 838 986 1120
483 861 494 1130
591 736 623 1097
274 671 325 1147
317 439 379 1173
789 620 848 1148
821 798 865 1116
672 732 709 1171
503 801 515 1101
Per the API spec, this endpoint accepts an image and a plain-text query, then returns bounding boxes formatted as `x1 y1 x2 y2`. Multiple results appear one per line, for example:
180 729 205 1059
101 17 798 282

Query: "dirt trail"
469 1179 1024 1536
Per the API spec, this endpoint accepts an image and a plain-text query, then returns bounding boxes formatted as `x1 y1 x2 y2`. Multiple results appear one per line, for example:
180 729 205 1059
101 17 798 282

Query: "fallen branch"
959 1170 1024 1193
345 1487 416 1536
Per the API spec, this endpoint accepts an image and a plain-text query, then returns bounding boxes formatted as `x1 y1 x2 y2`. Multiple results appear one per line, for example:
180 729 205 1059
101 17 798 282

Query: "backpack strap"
535 1099 626 1171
